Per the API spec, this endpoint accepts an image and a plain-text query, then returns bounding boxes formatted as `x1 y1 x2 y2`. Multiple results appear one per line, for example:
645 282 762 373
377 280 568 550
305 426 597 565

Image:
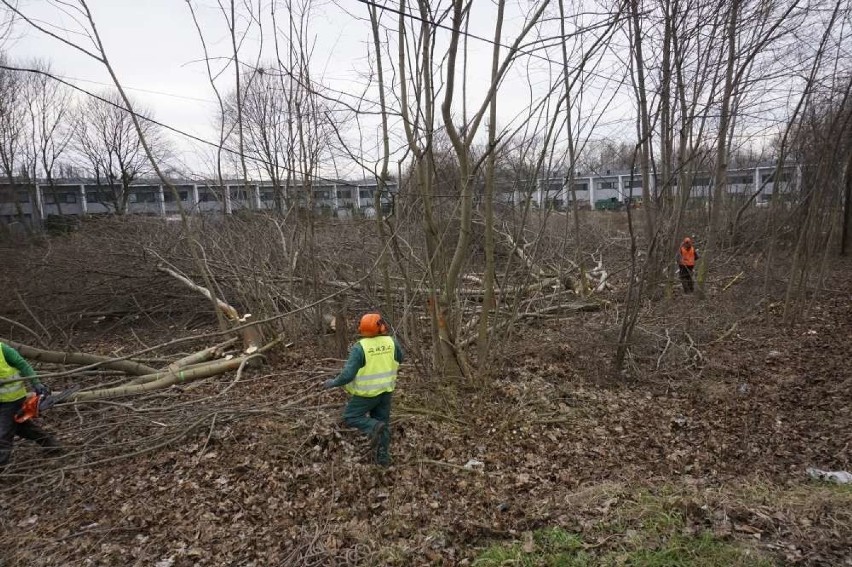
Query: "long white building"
0 164 799 226
0 178 396 226
502 164 799 210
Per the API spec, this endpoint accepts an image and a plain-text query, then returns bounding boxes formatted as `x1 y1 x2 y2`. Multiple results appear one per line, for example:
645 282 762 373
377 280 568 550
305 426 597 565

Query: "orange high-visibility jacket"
678 245 696 267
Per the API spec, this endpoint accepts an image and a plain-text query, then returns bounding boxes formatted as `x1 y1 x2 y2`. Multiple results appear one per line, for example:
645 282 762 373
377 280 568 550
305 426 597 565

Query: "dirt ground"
0 255 850 566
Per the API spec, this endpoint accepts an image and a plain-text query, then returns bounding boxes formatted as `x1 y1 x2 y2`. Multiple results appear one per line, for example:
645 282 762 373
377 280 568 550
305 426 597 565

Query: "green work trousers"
343 391 392 465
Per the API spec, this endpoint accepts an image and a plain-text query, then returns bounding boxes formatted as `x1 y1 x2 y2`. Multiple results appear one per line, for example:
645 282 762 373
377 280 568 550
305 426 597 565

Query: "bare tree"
229 69 291 213
72 91 168 214
0 2 15 50
0 56 31 226
24 60 73 216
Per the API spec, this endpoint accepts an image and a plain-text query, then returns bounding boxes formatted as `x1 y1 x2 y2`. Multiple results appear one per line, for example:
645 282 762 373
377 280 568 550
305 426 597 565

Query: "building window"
86 190 112 203
163 191 188 202
762 172 790 183
17 192 30 203
729 176 752 185
338 189 352 199
134 192 157 203
599 182 615 190
359 189 373 199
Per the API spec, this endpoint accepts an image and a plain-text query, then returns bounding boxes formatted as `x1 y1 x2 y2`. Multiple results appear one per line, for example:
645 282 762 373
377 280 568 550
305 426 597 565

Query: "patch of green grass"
473 480 852 566
474 489 775 567
603 490 773 566
475 528 771 567
473 527 590 567
535 527 585 550
608 532 774 566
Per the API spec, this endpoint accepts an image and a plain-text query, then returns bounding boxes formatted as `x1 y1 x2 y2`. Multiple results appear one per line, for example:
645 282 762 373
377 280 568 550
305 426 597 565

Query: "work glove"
323 379 336 390
33 383 51 398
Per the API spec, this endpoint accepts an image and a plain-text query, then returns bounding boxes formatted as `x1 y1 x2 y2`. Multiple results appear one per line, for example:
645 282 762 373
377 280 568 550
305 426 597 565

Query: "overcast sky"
5 0 809 180
8 1 361 173
4 0 640 178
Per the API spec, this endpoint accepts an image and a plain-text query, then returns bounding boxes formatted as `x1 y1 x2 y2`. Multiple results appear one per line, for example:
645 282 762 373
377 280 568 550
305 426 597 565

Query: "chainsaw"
14 386 80 424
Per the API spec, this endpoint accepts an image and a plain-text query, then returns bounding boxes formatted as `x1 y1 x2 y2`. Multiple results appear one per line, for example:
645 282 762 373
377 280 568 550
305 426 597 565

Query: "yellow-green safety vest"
0 343 27 403
344 336 399 397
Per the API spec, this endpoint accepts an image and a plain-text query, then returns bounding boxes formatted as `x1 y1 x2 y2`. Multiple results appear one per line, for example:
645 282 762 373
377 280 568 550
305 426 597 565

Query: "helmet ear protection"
376 317 388 334
358 313 388 337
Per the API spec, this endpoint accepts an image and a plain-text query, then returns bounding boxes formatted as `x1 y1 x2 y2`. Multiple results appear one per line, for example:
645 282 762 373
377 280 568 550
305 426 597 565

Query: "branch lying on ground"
459 300 601 348
157 264 264 353
0 334 282 402
73 354 262 401
0 316 48 347
0 338 158 376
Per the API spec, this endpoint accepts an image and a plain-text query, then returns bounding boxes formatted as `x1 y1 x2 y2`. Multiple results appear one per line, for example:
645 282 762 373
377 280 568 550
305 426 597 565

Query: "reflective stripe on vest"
0 344 27 402
344 336 399 397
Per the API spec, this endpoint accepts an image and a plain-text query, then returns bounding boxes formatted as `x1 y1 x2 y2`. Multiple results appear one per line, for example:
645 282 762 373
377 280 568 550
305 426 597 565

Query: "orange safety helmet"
358 313 388 337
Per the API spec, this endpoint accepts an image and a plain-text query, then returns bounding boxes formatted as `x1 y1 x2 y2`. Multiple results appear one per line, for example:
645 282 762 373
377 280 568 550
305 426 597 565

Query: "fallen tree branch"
72 355 256 401
157 264 240 321
723 272 744 291
459 301 601 347
168 337 239 369
157 265 263 353
25 256 387 381
15 290 52 343
709 322 738 344
500 222 547 278
0 338 158 376
71 334 285 400
125 338 239 386
0 316 48 347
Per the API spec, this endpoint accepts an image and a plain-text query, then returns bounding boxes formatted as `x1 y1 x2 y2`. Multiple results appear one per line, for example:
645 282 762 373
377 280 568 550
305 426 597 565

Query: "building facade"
0 178 397 226
0 164 799 226
501 164 800 210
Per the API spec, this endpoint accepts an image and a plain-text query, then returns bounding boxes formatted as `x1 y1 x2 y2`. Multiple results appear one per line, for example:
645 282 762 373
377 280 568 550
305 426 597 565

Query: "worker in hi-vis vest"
676 236 699 294
324 313 403 466
0 342 60 466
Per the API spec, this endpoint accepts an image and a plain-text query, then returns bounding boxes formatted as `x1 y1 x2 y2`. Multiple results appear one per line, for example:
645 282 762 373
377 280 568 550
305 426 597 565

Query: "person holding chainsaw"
0 342 60 466
323 313 403 467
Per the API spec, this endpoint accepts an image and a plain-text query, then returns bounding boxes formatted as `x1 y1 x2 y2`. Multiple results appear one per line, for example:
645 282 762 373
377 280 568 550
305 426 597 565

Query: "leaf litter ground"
0 265 850 566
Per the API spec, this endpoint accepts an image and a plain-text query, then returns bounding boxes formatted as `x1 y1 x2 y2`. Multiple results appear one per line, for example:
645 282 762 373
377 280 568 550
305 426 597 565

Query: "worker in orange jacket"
676 237 698 293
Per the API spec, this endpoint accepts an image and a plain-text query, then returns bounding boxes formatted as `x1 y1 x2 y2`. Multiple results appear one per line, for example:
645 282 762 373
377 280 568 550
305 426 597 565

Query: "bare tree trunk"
367 4 395 323
697 0 739 297
558 0 585 295
476 0 505 370
439 0 549 378
187 0 230 216
842 145 852 256
628 0 656 238
224 0 248 216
